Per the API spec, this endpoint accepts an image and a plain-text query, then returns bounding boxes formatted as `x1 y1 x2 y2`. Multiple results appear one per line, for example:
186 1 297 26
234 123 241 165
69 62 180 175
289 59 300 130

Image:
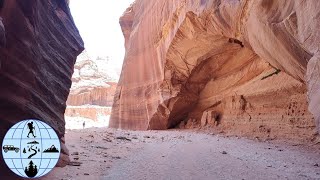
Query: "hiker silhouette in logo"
27 122 36 138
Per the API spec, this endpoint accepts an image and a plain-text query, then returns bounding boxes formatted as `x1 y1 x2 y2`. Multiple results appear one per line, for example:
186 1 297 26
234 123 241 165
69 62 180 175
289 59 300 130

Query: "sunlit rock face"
65 106 111 122
65 51 118 123
67 51 118 107
0 0 84 175
111 0 320 141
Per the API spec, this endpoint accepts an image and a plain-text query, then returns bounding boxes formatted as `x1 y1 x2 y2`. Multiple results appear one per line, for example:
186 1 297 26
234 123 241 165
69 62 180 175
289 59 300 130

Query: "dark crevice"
0 0 4 10
261 68 281 80
228 38 244 47
213 112 222 126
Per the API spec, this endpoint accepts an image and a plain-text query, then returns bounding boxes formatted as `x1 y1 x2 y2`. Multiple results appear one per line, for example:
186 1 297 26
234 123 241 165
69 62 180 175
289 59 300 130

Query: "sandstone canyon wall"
111 0 320 141
65 51 117 121
0 0 83 177
66 51 117 107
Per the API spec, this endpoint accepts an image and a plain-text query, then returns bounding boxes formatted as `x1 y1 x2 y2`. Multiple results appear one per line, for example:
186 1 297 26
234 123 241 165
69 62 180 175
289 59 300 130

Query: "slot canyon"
0 0 320 179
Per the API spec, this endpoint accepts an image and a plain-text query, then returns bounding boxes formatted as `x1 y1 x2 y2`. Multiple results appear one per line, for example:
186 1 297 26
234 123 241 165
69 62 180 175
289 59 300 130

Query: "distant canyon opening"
63 1 133 130
64 51 118 130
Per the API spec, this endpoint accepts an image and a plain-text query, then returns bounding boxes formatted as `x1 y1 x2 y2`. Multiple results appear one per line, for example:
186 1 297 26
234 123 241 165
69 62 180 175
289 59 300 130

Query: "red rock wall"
66 55 118 107
111 0 320 141
67 83 117 106
65 106 111 121
0 0 84 177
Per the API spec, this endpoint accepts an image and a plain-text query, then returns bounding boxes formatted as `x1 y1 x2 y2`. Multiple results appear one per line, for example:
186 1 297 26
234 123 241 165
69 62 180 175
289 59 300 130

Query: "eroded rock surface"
0 0 83 177
65 106 111 122
66 53 118 106
111 0 320 141
65 51 117 122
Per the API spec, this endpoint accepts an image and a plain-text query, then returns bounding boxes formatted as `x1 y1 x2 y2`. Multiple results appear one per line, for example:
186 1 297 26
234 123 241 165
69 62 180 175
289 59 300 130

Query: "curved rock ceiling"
111 0 320 141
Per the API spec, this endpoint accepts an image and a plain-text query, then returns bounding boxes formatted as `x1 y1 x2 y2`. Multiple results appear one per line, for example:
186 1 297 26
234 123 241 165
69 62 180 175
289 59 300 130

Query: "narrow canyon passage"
1 0 320 179
42 128 320 180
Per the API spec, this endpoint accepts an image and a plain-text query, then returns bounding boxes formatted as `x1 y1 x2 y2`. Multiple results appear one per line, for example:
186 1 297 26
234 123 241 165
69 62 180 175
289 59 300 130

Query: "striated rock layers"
65 51 117 121
65 106 111 122
111 0 320 141
66 51 117 107
0 0 84 176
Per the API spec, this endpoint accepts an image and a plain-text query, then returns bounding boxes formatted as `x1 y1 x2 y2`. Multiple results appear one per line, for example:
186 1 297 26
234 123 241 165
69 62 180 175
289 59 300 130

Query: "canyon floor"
41 128 320 180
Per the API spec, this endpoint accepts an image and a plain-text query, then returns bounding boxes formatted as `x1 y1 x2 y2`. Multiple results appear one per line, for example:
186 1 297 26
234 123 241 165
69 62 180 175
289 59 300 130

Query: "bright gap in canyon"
63 0 131 130
1 0 320 180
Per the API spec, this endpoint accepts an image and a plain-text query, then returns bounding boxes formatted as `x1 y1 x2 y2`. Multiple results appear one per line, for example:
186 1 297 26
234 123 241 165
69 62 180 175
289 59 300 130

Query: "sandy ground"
65 116 110 130
41 128 320 180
